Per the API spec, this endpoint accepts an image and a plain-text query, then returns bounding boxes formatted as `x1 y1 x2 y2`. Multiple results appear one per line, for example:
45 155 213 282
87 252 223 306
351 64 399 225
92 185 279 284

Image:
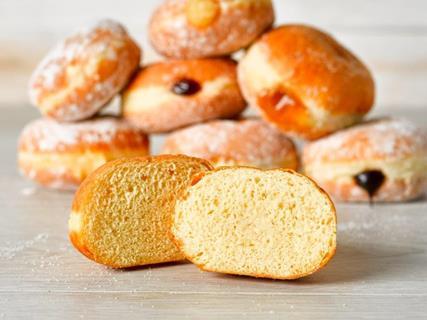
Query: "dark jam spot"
353 170 386 205
171 79 201 96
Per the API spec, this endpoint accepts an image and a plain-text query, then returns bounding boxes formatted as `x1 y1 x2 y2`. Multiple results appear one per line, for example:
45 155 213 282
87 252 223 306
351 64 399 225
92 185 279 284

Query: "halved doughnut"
171 167 337 280
69 155 213 268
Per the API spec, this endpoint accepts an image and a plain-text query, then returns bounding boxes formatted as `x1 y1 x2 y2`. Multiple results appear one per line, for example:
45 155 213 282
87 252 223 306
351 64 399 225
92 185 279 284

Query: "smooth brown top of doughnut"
18 116 149 154
238 24 375 139
303 118 427 163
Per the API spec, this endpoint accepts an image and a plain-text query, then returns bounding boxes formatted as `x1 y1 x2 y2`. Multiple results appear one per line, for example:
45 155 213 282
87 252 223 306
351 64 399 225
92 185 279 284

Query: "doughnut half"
29 19 141 122
303 118 427 202
162 119 298 169
18 117 149 190
171 167 337 280
149 0 275 58
122 59 246 133
69 155 213 268
238 24 375 140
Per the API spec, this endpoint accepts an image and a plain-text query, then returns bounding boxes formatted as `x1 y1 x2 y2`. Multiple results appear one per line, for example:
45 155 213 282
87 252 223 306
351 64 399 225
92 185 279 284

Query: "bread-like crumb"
171 167 336 280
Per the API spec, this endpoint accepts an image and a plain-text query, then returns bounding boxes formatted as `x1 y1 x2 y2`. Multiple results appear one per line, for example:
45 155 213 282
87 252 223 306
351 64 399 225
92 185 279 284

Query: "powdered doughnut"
303 118 427 202
29 19 141 122
18 117 149 190
162 119 298 169
149 0 275 58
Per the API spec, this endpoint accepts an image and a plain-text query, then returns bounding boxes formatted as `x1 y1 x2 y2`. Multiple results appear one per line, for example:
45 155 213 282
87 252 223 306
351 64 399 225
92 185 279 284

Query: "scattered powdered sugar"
304 118 427 162
20 187 37 196
19 117 144 152
163 119 295 167
0 233 49 259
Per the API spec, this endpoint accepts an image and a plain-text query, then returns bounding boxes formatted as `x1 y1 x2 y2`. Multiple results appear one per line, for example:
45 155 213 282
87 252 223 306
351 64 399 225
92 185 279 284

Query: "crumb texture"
172 168 336 279
71 156 211 268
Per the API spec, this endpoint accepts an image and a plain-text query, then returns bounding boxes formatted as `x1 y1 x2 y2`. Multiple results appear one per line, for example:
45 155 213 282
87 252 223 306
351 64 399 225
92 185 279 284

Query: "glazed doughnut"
162 119 298 169
122 58 246 133
302 118 427 203
149 0 275 59
238 24 375 140
18 117 149 190
29 19 141 122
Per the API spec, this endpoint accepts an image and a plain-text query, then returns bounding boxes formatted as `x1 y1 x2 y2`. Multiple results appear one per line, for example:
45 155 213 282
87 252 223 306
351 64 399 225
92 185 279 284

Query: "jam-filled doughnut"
149 0 275 59
302 118 427 203
238 24 375 140
29 19 141 122
162 119 298 169
121 59 246 133
18 117 149 190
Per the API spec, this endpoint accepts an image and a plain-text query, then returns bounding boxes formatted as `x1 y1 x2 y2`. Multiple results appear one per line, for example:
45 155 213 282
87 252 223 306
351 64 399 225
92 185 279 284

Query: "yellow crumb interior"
74 158 210 268
172 168 336 279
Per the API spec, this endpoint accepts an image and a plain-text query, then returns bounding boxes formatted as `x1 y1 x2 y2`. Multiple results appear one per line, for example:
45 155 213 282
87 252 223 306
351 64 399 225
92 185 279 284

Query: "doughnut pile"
23 2 427 280
21 19 149 190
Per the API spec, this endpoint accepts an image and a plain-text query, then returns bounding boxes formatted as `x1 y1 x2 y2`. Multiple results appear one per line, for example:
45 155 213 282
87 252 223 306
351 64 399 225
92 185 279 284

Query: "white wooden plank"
0 292 426 320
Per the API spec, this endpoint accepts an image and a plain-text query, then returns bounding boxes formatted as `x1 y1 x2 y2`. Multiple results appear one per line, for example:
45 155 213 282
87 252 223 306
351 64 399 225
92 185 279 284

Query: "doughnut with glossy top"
149 0 275 58
238 24 375 140
29 19 141 122
302 118 427 202
18 117 149 190
122 58 246 133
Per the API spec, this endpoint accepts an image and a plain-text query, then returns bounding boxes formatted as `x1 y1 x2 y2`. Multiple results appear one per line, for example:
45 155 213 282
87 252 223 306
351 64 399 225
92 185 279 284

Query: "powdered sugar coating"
29 19 141 122
303 118 427 163
149 0 274 58
18 117 148 153
162 118 297 168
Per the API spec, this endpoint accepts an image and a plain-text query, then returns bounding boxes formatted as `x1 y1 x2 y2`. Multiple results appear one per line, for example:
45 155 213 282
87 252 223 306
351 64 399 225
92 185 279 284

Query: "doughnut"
238 24 375 140
18 117 149 190
149 0 275 59
29 19 141 122
171 167 336 280
69 155 213 268
121 58 246 133
162 118 298 169
302 118 427 203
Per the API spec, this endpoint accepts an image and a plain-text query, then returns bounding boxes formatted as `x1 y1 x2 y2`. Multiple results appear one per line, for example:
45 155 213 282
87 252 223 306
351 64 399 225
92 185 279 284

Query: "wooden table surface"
1 107 426 319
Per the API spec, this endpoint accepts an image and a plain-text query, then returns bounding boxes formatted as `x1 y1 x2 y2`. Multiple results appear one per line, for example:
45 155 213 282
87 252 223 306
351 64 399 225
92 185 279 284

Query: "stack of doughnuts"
21 19 149 190
22 1 427 203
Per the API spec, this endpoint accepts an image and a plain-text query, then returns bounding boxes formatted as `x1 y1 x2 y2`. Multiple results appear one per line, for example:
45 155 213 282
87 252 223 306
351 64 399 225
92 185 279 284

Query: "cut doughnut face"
172 167 337 280
69 155 212 268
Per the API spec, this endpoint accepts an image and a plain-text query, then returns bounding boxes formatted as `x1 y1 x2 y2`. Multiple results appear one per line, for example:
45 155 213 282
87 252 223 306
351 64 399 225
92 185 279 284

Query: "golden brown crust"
70 155 214 268
170 166 337 280
122 59 246 133
29 19 141 122
162 118 298 169
149 0 275 58
17 117 149 190
238 24 375 140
